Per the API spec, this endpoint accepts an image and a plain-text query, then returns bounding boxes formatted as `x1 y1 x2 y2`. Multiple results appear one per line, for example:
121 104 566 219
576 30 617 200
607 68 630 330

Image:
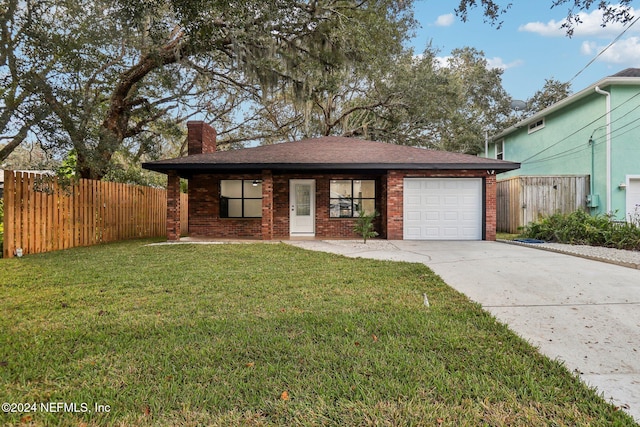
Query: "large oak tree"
1 0 413 178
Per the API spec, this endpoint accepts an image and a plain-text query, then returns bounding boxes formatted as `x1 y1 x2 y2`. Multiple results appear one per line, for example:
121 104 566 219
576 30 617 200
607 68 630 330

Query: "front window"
496 140 504 160
220 180 262 218
330 179 375 218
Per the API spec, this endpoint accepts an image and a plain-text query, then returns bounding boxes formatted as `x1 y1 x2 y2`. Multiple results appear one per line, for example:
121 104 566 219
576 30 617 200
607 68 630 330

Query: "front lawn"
0 240 635 426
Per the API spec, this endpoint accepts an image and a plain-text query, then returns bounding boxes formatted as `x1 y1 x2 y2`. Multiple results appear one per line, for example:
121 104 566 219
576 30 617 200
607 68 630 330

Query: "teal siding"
609 86 640 219
489 83 640 219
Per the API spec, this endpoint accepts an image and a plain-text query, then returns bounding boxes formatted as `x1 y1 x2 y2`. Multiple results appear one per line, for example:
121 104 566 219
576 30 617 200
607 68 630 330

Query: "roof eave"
142 161 520 174
492 76 640 141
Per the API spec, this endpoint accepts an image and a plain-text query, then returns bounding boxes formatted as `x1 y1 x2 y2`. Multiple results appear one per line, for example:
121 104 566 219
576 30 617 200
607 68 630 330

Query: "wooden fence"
497 175 590 234
2 170 188 258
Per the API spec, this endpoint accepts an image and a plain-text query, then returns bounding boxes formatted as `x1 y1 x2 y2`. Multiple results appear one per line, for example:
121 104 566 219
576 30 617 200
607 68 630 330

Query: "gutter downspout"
595 86 611 213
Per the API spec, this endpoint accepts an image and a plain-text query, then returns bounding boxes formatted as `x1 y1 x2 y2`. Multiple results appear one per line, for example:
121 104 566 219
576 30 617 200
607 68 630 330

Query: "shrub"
353 209 379 243
521 209 640 250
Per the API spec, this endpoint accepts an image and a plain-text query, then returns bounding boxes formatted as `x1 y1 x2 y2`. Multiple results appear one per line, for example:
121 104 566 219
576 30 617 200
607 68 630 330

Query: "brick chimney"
187 121 217 155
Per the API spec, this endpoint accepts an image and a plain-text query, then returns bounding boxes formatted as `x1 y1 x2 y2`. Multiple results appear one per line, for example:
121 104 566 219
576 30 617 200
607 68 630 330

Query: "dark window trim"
220 179 262 218
329 179 376 218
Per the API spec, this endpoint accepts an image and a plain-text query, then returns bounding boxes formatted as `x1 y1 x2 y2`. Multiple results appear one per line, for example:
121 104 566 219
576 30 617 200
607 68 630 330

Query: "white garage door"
403 178 483 240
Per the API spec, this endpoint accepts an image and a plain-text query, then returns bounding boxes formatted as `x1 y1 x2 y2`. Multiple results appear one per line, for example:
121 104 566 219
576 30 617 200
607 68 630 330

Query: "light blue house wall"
483 70 640 221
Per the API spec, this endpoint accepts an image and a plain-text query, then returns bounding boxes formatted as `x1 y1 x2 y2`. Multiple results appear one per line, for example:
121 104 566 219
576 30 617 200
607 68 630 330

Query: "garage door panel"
425 196 440 205
462 195 477 204
404 178 482 240
406 195 421 206
405 180 422 190
426 211 439 220
462 212 476 220
405 226 422 239
406 211 421 221
444 196 459 205
424 181 440 190
443 181 460 190
444 211 458 221
443 227 460 237
425 227 440 237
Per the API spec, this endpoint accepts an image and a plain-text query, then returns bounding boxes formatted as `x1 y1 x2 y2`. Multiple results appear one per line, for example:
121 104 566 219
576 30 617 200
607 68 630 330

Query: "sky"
409 1 640 101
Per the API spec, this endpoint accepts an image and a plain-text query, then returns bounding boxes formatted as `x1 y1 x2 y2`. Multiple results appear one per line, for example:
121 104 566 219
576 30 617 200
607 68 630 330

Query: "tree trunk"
86 37 187 179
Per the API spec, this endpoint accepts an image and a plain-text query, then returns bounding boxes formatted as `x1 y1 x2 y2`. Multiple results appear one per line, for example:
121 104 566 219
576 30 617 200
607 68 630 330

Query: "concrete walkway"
285 239 640 422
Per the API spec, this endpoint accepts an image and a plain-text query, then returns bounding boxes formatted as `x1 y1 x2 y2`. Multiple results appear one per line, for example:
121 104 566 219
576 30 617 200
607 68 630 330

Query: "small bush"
521 209 640 250
353 209 379 243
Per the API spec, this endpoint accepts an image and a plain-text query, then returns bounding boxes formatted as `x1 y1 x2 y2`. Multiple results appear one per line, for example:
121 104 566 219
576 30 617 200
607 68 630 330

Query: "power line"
567 15 640 86
604 119 640 142
518 90 640 164
525 115 640 165
589 103 640 143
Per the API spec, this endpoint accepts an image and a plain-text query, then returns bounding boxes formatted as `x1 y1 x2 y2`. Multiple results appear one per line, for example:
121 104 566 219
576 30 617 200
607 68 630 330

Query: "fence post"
3 170 15 258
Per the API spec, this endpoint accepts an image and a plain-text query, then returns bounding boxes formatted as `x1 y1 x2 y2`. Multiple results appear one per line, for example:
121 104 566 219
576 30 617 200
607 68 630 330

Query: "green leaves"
521 210 640 250
353 209 379 243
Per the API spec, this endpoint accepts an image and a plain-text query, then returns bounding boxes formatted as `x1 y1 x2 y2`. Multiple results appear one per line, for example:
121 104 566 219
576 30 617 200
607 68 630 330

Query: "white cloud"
519 20 566 37
519 6 638 38
434 56 451 69
581 36 640 64
434 13 455 27
486 57 524 70
434 56 523 71
581 41 597 55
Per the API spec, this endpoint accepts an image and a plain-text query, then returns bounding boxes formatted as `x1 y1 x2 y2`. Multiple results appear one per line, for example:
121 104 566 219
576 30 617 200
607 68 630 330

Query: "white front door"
626 177 640 223
290 179 315 236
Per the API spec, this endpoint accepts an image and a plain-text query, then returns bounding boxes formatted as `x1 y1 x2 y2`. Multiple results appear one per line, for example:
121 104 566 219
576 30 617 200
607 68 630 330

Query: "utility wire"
526 115 640 164
515 16 640 166
519 91 640 164
567 15 640 86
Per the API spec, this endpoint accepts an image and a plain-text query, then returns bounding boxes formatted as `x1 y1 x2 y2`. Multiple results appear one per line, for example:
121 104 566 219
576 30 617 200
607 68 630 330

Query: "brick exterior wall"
166 171 181 240
186 169 497 241
385 171 404 240
188 173 262 238
188 172 383 240
187 121 217 155
261 170 274 240
484 173 497 241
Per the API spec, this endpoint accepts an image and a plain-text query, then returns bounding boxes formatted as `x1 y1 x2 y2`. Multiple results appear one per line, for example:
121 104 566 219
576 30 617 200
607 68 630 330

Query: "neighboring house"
143 122 519 241
484 68 640 224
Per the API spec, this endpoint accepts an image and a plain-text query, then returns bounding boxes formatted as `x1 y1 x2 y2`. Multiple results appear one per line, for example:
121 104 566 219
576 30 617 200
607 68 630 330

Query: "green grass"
0 239 636 426
496 232 519 241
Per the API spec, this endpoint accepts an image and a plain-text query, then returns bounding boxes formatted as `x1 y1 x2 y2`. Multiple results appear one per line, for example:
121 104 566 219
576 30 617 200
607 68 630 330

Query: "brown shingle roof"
143 136 519 175
611 68 640 78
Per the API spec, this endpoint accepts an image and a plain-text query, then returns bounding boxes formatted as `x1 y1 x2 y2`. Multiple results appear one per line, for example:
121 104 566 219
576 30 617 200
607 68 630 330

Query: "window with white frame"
528 118 545 134
220 180 262 218
496 140 504 160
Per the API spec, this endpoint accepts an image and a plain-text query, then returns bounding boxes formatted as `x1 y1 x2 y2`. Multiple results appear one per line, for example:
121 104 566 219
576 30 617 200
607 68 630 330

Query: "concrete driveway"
286 240 640 422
